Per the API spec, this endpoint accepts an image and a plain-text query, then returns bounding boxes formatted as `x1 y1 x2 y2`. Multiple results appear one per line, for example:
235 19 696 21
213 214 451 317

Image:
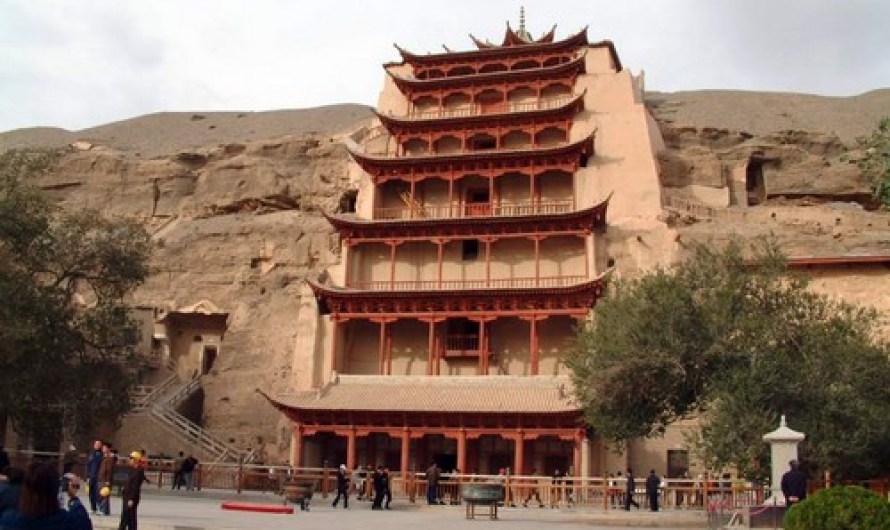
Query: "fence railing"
347 275 587 292
373 199 574 221
4 452 890 509
405 95 575 120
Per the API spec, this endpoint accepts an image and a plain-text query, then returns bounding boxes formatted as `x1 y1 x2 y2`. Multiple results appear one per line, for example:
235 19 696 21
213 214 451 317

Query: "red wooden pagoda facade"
266 20 621 477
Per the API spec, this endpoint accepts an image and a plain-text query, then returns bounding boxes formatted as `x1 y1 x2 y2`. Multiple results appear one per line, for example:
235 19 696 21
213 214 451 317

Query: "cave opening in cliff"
746 158 766 206
338 189 358 214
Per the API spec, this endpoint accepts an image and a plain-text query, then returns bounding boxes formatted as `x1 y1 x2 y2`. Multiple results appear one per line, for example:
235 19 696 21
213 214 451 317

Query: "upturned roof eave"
396 26 588 65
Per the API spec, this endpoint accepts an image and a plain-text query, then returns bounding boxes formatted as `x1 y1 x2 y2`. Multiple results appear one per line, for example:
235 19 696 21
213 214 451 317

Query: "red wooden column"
457 429 467 473
347 427 357 470
330 317 340 373
386 323 394 375
343 239 353 286
573 429 584 478
532 236 542 285
513 430 526 476
482 237 493 286
400 428 411 475
435 239 444 288
520 315 546 376
387 241 399 287
376 319 388 375
291 423 304 468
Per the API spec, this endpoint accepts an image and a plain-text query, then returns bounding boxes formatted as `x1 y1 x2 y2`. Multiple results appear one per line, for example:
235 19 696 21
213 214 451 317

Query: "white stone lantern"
762 415 805 505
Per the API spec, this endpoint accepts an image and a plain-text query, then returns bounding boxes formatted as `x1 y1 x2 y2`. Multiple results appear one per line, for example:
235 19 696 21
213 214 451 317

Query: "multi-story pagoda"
266 16 667 477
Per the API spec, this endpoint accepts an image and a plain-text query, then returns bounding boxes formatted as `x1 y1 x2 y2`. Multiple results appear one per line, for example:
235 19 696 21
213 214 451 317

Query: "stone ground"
90 489 713 530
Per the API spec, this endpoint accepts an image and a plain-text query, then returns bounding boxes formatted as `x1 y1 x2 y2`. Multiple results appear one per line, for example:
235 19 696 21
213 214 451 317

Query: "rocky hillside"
2 90 887 461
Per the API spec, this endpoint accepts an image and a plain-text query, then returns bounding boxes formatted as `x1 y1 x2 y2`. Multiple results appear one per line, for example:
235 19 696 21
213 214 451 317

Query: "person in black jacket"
332 465 350 508
118 451 145 530
86 440 103 514
645 469 660 511
624 468 640 510
371 465 386 510
780 460 807 506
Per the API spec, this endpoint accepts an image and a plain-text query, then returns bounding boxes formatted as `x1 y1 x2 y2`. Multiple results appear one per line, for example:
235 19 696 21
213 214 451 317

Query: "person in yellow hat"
118 451 146 530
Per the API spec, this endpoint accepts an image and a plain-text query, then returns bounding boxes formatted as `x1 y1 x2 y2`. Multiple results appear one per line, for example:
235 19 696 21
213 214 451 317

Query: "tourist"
645 469 660 511
172 452 185 490
549 468 563 508
382 467 392 509
118 451 146 530
98 444 115 516
62 473 93 530
624 468 640 510
522 469 544 508
352 465 367 500
0 462 83 529
331 464 349 509
371 465 385 510
181 455 199 491
425 462 440 505
780 460 807 506
86 440 103 514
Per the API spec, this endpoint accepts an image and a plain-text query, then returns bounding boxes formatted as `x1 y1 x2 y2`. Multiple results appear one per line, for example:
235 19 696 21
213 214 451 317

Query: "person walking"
86 440 103 515
332 464 350 509
180 455 198 491
624 468 640 510
780 460 807 506
98 444 115 516
522 469 544 508
425 462 440 505
371 465 385 510
382 467 392 509
645 469 660 511
118 451 145 530
171 452 185 490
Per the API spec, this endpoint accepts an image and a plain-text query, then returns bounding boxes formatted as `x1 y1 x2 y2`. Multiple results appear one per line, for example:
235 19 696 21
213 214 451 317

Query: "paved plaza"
90 490 710 530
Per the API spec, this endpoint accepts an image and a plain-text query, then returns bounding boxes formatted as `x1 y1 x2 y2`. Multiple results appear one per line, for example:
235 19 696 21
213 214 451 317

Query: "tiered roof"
348 133 594 181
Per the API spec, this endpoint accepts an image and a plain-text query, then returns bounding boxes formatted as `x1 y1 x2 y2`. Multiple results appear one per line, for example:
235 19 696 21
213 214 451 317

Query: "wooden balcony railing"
373 199 574 221
405 95 575 120
347 275 587 291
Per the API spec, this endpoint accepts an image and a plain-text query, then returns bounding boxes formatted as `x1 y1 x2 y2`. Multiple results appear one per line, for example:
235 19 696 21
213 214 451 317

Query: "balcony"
443 334 481 358
346 275 587 292
405 95 576 120
374 199 574 221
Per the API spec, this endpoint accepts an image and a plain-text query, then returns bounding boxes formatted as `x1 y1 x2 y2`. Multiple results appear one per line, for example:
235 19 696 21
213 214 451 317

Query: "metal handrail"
405 95 575 120
347 275 587 291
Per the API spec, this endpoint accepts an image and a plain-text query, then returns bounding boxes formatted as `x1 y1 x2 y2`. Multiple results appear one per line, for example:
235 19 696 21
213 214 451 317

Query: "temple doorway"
201 346 218 375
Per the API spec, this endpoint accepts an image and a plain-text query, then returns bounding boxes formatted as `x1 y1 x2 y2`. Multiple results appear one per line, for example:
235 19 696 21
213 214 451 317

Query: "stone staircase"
132 369 253 465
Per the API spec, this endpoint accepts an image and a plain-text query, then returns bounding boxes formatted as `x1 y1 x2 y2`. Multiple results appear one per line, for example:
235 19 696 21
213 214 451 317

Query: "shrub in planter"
783 485 890 530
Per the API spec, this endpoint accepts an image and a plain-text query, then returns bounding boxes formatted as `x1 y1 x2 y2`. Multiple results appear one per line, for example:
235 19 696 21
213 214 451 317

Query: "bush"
783 486 890 530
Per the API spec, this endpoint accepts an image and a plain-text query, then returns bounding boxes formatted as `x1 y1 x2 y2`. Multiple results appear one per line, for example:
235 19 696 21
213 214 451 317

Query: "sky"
0 0 887 132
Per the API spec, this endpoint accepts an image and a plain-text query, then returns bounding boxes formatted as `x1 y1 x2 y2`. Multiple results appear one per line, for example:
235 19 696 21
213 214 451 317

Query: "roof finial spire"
519 6 526 32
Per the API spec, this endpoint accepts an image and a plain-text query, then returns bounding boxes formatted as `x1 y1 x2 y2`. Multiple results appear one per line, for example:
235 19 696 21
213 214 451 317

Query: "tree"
854 116 890 210
565 237 890 479
0 148 153 449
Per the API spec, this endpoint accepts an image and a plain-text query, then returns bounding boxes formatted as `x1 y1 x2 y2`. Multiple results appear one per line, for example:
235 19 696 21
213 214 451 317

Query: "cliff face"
2 91 888 462
3 106 371 459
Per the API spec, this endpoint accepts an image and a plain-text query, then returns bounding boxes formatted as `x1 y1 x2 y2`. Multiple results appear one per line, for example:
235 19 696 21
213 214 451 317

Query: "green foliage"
566 237 890 479
854 117 890 209
0 148 152 447
783 486 890 530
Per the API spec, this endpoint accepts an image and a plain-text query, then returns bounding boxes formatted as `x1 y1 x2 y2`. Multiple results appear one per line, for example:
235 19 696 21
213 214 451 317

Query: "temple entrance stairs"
129 367 255 465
